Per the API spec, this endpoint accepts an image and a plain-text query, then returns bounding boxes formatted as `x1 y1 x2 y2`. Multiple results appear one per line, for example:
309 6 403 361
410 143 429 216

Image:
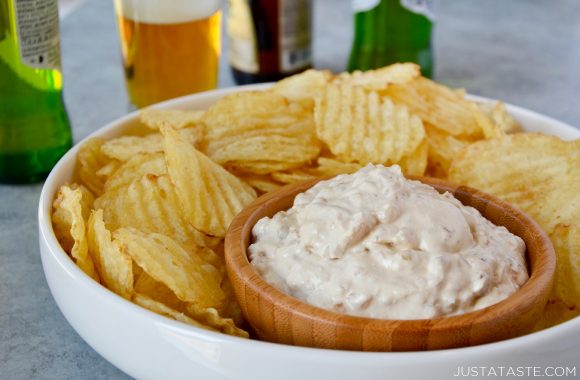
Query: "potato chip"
134 271 186 311
186 304 249 338
239 174 283 194
315 82 425 165
209 135 320 168
77 138 110 195
550 223 580 308
449 133 580 233
314 157 362 177
478 101 522 134
385 77 484 137
52 183 93 252
424 125 473 178
52 185 99 280
225 160 304 175
470 102 504 140
103 153 167 192
115 228 224 308
336 62 420 90
95 160 122 183
133 293 217 331
398 140 428 176
269 69 332 108
96 173 214 249
140 108 204 130
87 209 133 299
101 128 201 161
532 299 579 332
162 126 257 236
271 169 317 184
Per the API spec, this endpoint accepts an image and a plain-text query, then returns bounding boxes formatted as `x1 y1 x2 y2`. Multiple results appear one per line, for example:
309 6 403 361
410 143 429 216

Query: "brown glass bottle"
227 0 312 84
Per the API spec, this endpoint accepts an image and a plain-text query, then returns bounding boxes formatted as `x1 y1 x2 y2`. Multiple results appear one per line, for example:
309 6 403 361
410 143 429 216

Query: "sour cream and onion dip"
248 165 529 320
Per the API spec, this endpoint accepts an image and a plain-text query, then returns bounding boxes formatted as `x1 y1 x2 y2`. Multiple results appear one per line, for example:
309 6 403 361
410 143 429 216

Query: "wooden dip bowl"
225 176 556 352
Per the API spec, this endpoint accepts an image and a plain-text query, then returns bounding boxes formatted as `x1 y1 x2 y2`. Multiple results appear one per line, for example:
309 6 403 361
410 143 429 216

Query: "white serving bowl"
38 84 580 380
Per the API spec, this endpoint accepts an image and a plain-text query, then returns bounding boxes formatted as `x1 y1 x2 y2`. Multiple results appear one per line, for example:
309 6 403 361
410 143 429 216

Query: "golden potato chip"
470 102 504 140
101 128 201 161
140 108 204 130
209 135 320 168
52 183 94 252
133 293 217 331
478 101 522 134
336 62 420 90
96 173 214 249
103 153 167 192
239 174 283 194
315 82 425 165
186 304 249 338
424 125 473 178
532 299 579 332
550 223 580 308
314 157 362 177
225 160 304 175
398 140 428 176
271 169 317 184
134 271 186 311
52 185 99 280
77 138 110 195
385 77 484 137
449 133 580 233
162 126 257 236
115 228 224 308
87 209 133 299
95 160 122 183
269 69 332 108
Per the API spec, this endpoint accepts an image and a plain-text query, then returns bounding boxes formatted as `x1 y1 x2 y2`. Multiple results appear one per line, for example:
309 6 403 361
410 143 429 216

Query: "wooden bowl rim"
225 175 556 337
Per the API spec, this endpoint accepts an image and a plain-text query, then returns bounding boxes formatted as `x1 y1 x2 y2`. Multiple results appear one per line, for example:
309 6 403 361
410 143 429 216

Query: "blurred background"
57 0 580 142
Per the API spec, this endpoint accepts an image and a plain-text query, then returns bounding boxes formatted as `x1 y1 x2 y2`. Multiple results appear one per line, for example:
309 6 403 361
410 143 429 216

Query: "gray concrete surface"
1 0 579 378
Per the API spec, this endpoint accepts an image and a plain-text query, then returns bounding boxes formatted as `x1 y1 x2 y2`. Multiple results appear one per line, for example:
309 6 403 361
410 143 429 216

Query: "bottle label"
278 0 312 72
400 0 436 21
227 0 259 74
14 0 61 70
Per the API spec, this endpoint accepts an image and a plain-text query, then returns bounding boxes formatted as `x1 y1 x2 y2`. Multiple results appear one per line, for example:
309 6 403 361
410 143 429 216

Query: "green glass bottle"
0 0 72 183
348 0 434 78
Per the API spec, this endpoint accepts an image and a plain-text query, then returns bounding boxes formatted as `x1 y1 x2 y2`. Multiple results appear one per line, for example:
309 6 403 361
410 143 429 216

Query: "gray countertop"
1 0 579 378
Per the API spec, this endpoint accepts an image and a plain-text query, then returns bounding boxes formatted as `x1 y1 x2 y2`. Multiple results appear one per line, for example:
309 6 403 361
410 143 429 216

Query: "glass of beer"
113 0 221 108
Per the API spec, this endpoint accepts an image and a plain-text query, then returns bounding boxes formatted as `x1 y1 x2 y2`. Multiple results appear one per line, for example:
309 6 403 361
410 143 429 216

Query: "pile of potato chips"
52 63 579 337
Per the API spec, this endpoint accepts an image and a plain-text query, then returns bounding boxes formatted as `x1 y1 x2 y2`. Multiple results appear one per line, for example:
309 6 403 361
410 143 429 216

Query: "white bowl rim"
38 83 580 360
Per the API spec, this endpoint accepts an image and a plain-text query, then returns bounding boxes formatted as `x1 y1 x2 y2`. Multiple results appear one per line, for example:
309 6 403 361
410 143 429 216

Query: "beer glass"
113 0 221 108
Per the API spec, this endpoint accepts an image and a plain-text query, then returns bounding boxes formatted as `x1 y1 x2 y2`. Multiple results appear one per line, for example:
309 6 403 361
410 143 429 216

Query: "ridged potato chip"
385 77 484 137
269 69 332 109
87 209 133 299
115 228 224 308
336 62 420 90
550 223 580 308
239 174 283 194
478 101 522 134
210 135 319 167
315 82 425 165
424 125 473 178
77 138 110 195
398 140 428 176
133 293 217 330
449 133 580 233
314 157 362 177
186 304 249 338
140 108 204 130
162 126 257 236
52 185 99 280
101 128 201 161
96 173 213 248
103 153 167 192
225 160 303 175
271 169 317 184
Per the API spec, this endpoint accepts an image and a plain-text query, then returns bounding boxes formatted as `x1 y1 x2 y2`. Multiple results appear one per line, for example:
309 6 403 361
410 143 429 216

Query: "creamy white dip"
248 165 528 319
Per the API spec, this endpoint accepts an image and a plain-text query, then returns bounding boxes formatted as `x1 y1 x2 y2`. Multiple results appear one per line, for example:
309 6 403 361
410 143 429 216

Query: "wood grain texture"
224 176 556 352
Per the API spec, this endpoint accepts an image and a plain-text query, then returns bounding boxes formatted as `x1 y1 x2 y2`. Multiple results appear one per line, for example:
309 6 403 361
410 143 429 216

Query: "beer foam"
116 0 221 24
